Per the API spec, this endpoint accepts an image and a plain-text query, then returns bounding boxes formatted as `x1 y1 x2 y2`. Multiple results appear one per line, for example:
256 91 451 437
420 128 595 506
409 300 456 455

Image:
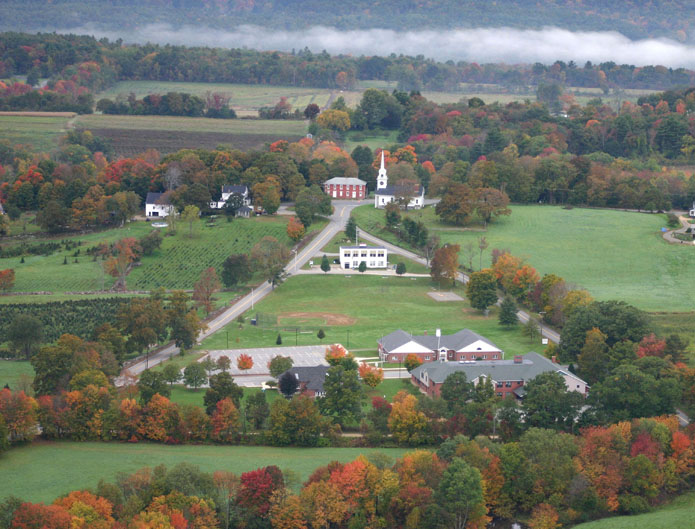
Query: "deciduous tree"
237 354 253 371
430 244 460 286
467 269 498 312
268 356 293 378
359 363 384 388
0 268 14 292
286 216 305 241
251 236 290 288
193 267 221 315
183 363 207 390
104 238 141 290
221 254 252 288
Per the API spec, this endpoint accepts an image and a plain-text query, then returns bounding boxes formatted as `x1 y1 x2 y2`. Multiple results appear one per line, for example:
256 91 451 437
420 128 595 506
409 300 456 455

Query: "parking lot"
203 345 330 376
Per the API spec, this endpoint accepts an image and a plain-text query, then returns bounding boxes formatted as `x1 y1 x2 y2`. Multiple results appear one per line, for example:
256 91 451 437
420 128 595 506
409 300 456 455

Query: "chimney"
514 355 523 364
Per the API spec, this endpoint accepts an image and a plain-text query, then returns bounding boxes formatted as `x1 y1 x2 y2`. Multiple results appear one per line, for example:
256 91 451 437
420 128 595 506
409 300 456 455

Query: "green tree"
320 255 331 273
498 296 518 327
522 371 583 431
181 205 200 237
396 262 406 275
221 254 252 288
278 372 298 398
385 202 401 228
7 314 43 359
204 371 243 414
295 184 331 227
440 372 473 415
138 369 170 403
358 261 367 273
246 390 270 429
162 363 182 387
267 395 323 446
268 355 293 378
251 236 290 289
183 362 207 390
320 364 362 425
437 458 485 529
31 342 72 395
345 217 357 241
467 269 498 312
167 290 204 351
317 329 325 341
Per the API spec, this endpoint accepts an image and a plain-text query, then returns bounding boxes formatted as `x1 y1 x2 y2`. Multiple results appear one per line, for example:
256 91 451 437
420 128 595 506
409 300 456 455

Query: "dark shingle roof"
375 184 425 196
411 352 587 385
282 365 330 393
222 185 248 195
379 329 500 353
146 192 170 205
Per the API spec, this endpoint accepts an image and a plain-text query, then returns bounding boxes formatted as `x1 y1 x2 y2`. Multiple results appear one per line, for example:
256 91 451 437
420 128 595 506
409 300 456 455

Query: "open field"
0 215 293 293
96 81 336 114
0 114 71 151
197 274 541 355
0 360 34 391
573 492 695 529
352 204 695 313
0 442 408 503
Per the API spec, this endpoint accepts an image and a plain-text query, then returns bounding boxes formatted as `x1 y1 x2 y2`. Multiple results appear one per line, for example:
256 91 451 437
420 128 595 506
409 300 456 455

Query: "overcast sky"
67 24 695 68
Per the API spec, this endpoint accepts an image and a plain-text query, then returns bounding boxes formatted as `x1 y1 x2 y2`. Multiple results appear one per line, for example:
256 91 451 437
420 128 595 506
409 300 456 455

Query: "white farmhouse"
210 185 251 209
339 243 388 270
374 151 425 209
145 192 174 218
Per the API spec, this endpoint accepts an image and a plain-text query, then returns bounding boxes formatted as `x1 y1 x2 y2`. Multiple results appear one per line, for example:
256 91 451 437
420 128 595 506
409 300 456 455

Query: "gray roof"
237 205 253 213
379 329 499 353
411 352 585 385
324 177 367 186
146 192 170 205
282 365 330 393
222 185 248 195
375 184 425 196
340 245 386 250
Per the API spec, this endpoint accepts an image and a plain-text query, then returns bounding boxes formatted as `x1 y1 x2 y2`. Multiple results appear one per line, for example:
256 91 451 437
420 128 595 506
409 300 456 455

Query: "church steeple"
377 150 388 190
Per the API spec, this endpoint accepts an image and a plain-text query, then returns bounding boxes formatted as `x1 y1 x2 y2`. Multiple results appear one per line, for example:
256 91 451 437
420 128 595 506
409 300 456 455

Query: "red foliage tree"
237 354 253 371
0 268 15 291
10 503 72 529
636 333 667 358
238 466 284 517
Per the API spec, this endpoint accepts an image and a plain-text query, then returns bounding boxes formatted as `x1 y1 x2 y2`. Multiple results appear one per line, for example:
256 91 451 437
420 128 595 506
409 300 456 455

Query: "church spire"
377 149 388 190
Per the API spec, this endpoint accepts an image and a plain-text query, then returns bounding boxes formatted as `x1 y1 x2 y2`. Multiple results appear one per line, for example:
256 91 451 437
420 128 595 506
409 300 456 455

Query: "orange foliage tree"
286 216 305 242
404 353 423 372
104 238 141 290
211 398 240 443
193 267 221 315
0 268 15 291
325 344 348 366
358 363 384 388
237 353 253 370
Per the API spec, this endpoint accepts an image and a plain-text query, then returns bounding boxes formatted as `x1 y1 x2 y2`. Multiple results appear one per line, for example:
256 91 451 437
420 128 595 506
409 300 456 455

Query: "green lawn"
572 492 695 529
197 274 541 355
0 442 408 503
0 216 292 292
0 115 71 151
352 204 694 313
0 360 34 391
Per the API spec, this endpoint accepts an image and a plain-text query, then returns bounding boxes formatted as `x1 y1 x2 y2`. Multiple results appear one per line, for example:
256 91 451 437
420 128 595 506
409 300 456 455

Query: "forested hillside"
1 0 693 40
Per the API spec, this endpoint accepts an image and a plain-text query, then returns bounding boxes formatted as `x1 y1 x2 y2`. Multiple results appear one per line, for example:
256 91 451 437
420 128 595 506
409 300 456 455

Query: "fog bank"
64 23 695 68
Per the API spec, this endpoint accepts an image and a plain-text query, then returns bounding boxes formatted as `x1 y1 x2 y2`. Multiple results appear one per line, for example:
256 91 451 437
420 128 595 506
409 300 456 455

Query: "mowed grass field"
572 492 695 529
0 216 293 293
352 204 693 313
0 114 72 151
0 442 408 503
198 274 541 355
0 360 34 391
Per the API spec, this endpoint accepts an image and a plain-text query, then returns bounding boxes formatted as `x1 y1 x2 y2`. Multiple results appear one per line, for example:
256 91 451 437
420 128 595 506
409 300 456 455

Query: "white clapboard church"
374 151 425 209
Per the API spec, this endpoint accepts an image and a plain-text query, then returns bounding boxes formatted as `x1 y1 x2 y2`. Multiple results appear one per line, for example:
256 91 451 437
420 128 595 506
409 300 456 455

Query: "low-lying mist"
60 23 695 68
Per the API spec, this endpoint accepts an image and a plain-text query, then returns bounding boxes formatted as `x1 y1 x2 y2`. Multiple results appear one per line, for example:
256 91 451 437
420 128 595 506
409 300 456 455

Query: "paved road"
118 200 366 383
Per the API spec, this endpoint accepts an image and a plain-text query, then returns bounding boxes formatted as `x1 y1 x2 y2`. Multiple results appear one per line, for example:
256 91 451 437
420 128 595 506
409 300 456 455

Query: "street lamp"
538 311 546 342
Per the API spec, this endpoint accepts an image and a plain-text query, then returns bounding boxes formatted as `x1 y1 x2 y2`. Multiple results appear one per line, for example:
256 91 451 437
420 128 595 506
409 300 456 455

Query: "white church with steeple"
374 150 425 209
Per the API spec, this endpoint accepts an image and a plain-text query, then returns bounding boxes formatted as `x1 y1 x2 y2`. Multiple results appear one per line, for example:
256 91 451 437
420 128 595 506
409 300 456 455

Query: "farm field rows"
0 442 408 503
352 204 693 313
0 216 293 293
197 274 541 355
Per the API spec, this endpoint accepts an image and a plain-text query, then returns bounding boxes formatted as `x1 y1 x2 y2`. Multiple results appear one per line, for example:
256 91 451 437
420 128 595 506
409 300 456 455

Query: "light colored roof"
411 352 586 385
324 177 366 186
379 329 499 353
340 245 386 250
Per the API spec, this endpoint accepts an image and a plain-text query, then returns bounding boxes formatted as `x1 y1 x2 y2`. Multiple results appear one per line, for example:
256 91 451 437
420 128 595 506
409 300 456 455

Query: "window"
361 251 367 257
483 355 487 359
505 381 512 387
391 356 397 362
496 382 502 388
424 356 430 360
496 392 503 397
492 354 498 359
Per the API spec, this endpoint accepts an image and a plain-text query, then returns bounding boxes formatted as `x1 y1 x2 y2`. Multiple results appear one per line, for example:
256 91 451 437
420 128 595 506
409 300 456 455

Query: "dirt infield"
278 311 357 325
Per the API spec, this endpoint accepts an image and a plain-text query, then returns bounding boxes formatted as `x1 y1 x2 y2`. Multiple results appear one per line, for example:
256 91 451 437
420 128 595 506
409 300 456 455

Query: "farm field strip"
0 115 71 151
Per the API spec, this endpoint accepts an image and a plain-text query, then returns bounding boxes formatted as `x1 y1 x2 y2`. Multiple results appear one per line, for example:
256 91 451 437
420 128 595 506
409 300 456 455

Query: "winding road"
118 200 560 383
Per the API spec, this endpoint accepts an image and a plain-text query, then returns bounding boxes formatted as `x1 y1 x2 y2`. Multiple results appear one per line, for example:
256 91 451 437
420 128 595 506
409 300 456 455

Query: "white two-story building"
339 244 388 269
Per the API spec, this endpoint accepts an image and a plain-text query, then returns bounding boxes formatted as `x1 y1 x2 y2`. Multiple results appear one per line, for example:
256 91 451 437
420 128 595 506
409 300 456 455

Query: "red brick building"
410 352 589 399
323 177 367 199
378 329 503 364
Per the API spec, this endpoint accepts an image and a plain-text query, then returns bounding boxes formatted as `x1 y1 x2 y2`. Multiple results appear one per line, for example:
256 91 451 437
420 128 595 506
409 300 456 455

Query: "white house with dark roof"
211 185 251 210
145 192 174 218
410 352 589 398
324 177 367 199
378 329 503 364
339 243 387 269
374 151 425 209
